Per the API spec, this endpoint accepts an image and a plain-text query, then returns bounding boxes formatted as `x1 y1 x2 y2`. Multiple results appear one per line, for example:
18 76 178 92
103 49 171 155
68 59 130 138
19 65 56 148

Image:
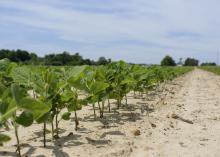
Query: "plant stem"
43 122 46 147
92 103 96 119
108 99 111 113
98 101 102 118
125 94 128 105
117 98 121 109
101 100 105 118
14 124 21 157
51 118 54 139
74 111 79 131
55 112 59 136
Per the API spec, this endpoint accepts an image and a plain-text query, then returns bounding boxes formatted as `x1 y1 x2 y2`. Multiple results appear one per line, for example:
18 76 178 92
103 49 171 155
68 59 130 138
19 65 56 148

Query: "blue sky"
0 0 220 64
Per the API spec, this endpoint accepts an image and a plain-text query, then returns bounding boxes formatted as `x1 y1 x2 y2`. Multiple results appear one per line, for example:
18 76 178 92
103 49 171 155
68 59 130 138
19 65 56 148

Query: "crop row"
0 59 192 156
201 66 220 75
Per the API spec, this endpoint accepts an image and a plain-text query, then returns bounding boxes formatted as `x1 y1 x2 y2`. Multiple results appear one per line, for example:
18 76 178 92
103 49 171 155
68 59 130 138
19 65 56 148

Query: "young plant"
0 84 51 157
11 66 55 147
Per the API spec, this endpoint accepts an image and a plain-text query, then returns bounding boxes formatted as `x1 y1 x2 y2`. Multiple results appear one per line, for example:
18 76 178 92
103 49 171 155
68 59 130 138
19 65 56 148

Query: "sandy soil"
1 69 220 157
130 69 220 157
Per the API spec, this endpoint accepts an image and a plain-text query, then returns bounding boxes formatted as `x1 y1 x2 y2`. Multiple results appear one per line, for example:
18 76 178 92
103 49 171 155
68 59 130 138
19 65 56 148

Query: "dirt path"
130 69 220 157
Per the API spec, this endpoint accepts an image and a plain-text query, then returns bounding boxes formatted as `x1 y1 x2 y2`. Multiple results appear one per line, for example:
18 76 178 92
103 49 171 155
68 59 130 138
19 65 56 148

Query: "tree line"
161 55 217 66
0 49 217 66
0 49 111 66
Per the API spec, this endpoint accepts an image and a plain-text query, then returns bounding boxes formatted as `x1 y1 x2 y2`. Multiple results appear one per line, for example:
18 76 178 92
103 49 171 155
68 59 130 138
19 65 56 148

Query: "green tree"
0 49 32 63
161 55 176 66
201 62 216 66
97 57 111 65
184 58 199 66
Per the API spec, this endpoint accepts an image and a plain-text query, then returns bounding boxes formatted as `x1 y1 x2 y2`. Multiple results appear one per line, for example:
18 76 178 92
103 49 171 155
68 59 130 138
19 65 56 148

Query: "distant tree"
161 55 176 66
45 54 57 65
57 52 72 65
29 53 38 64
83 59 96 65
201 62 216 66
0 49 9 59
8 51 18 62
184 58 199 66
16 49 31 61
0 49 31 62
0 49 113 66
97 57 111 65
70 53 84 65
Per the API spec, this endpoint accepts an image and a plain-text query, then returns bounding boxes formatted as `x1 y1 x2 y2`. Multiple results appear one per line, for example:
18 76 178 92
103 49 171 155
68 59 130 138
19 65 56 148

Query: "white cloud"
0 0 220 63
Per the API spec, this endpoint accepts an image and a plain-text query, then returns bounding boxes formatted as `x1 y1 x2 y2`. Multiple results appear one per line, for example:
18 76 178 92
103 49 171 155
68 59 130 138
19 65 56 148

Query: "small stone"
171 113 178 119
170 122 174 128
144 146 153 151
133 129 141 136
179 142 187 147
53 135 60 139
67 132 74 137
213 117 218 120
151 123 156 128
177 104 182 107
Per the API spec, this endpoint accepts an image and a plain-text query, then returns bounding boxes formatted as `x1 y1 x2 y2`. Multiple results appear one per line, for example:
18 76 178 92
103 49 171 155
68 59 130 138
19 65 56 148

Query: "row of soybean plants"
0 59 192 156
201 66 220 75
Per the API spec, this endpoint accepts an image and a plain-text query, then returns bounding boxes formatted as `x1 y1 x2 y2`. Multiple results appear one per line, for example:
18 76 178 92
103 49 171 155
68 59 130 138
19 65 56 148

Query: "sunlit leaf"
19 98 51 122
62 112 71 120
15 111 33 127
0 134 11 143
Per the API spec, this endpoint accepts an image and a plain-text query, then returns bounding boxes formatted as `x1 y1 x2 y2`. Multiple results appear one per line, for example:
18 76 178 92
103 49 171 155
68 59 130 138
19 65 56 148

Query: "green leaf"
0 59 13 73
121 78 136 85
0 134 11 143
15 111 33 127
67 66 87 79
62 112 71 120
68 74 86 91
11 84 25 104
86 95 98 104
90 82 109 94
0 84 6 97
60 90 73 102
0 106 17 123
10 67 32 86
19 98 51 122
0 102 8 115
35 112 51 123
78 99 87 106
67 101 83 111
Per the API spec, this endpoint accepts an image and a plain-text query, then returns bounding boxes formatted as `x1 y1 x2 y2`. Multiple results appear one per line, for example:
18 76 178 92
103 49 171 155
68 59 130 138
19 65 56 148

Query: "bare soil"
130 69 220 157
